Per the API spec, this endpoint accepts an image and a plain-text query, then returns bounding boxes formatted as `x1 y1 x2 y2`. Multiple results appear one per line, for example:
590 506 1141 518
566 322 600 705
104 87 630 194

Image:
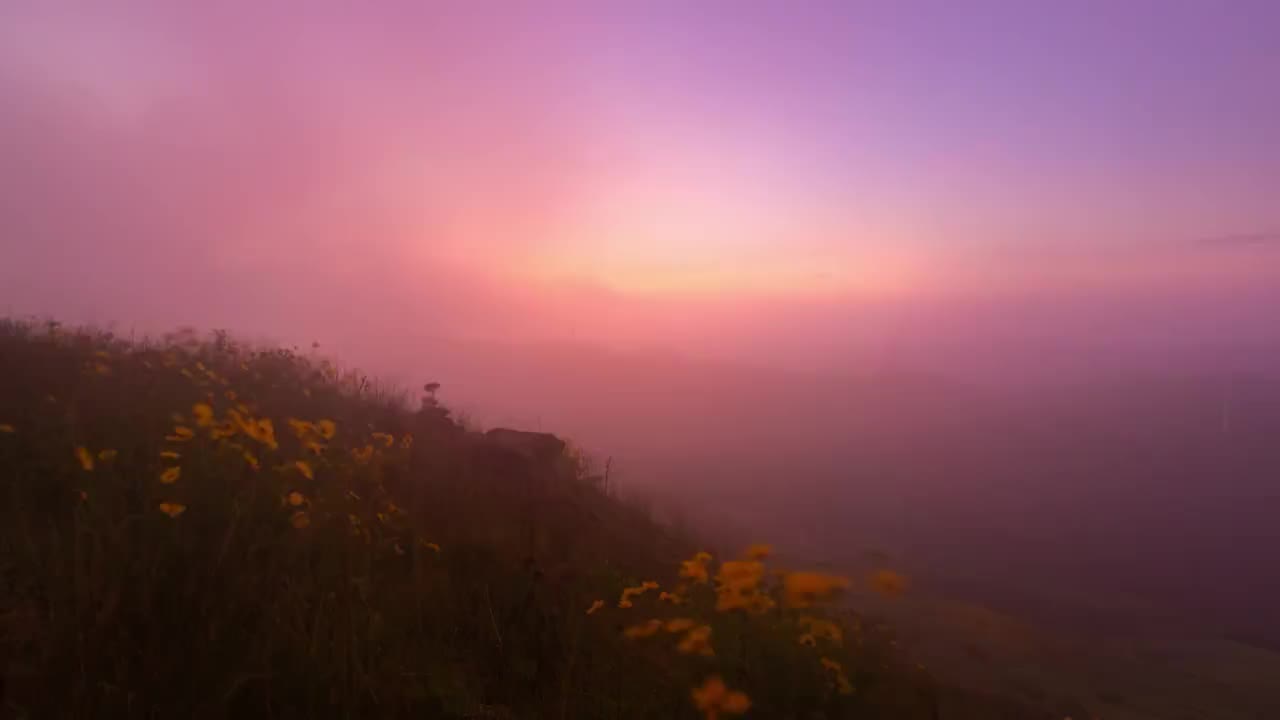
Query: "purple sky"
2 1 1278 379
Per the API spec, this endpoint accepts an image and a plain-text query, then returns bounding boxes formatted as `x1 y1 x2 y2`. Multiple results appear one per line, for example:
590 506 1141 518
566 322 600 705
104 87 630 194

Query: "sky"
2 0 1279 378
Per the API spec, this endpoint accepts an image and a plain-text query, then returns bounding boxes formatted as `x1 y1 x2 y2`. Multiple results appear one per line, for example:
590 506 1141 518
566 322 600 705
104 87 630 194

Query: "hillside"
0 319 992 719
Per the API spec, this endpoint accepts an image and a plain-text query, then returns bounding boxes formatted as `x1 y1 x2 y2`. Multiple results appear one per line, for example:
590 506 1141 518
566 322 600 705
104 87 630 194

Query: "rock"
483 428 566 463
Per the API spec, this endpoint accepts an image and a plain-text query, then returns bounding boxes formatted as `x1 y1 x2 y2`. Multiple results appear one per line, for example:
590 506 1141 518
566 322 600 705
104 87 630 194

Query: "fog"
4 0 1280 659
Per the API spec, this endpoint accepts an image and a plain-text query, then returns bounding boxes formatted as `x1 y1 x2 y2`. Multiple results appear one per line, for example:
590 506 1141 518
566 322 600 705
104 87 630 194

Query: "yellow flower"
424 542 441 553
664 618 696 633
210 421 237 440
166 426 195 442
820 657 854 695
351 444 374 463
679 551 713 584
97 449 118 462
658 591 684 604
371 432 394 448
744 543 773 560
160 467 181 484
585 599 605 615
870 569 908 597
192 403 215 428
623 619 663 639
287 418 316 438
316 419 337 440
75 446 94 471
158 502 186 518
782 572 850 608
798 616 843 646
400 433 413 449
160 450 181 459
302 439 325 456
0 423 14 433
243 450 260 470
617 582 657 608
294 461 314 480
676 625 714 656
691 676 750 719
715 560 769 612
287 491 306 507
289 511 310 529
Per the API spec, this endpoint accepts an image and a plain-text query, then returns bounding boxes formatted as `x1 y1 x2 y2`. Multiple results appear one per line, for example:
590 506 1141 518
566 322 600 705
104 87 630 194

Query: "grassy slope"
0 320 980 719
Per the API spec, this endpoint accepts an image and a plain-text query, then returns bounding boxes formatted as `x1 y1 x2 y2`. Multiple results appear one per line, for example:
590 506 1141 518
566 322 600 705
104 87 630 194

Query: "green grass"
0 318 961 718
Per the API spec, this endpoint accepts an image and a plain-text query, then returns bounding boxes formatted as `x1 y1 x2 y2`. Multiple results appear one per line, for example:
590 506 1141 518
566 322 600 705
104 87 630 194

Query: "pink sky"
2 1 1278 379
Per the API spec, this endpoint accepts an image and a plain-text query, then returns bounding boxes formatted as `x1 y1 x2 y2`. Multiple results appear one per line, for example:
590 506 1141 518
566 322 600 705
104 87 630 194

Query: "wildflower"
316 419 337 440
243 450 260 470
97 449 118 462
92 362 111 375
400 433 413 449
371 432 394 448
303 439 325 456
160 451 181 460
351 445 374 463
623 619 664 639
659 591 684 604
294 461 314 480
290 511 310 529
820 657 854 695
158 502 186 518
744 543 773 561
424 541 441 552
679 551 713 584
166 426 195 442
798 616 843 646
618 582 658 608
211 421 237 440
664 618 696 633
798 633 818 647
782 572 850 608
870 569 908 597
287 418 316 438
225 390 237 401
715 560 770 612
586 599 605 615
192 403 215 428
287 491 306 507
0 424 15 433
75 446 94 471
691 676 750 719
677 624 715 656
160 467 181 484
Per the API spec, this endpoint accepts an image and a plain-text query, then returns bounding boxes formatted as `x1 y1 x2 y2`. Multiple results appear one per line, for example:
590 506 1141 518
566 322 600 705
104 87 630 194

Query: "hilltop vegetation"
0 319 958 719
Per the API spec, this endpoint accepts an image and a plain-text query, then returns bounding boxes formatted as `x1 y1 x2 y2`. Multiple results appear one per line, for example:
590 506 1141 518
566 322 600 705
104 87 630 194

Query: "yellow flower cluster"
690 676 750 720
797 615 843 647
870 569 908 597
781 572 850 609
819 657 854 695
617 580 660 608
714 560 773 613
679 551 713 584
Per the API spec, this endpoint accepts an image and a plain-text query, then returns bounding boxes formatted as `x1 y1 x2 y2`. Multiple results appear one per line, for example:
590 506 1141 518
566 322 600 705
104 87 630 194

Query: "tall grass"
0 319 931 718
